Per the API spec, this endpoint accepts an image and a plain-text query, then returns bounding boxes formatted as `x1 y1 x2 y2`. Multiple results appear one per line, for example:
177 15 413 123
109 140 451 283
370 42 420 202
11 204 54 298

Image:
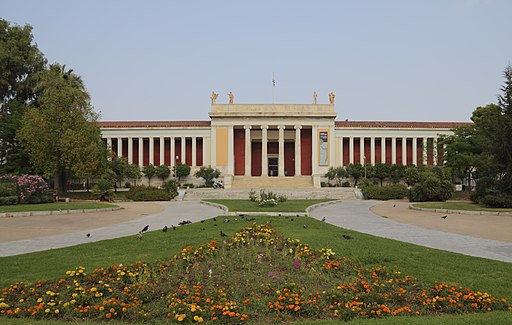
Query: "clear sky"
2 0 511 122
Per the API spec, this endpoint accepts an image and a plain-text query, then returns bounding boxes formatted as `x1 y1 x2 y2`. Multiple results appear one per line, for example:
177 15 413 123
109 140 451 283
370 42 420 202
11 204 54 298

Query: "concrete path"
0 201 224 257
309 200 512 263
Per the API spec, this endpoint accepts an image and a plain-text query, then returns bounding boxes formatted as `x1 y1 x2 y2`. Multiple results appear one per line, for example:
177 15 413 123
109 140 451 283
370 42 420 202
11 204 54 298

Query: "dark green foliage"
142 164 156 186
362 184 408 200
155 164 170 181
480 194 512 208
91 179 115 202
408 171 453 202
125 185 171 201
194 165 221 187
174 162 191 182
0 196 18 206
346 163 364 186
341 181 351 187
389 164 406 184
161 179 179 199
373 163 391 186
404 165 421 186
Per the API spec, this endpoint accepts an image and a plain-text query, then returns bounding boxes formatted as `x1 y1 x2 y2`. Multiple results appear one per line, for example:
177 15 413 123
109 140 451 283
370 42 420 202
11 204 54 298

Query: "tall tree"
0 19 46 174
17 64 105 193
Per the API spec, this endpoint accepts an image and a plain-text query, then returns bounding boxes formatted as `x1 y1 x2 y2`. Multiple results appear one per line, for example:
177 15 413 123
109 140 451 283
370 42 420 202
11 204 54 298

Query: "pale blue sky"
2 0 511 122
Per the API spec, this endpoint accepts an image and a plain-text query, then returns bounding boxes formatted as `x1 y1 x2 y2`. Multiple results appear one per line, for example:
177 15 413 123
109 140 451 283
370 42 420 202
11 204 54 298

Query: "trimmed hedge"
126 185 171 201
0 196 18 206
362 184 408 200
480 194 512 208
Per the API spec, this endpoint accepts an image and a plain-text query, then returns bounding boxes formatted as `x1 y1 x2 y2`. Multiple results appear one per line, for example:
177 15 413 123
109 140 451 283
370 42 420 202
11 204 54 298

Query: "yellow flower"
54 309 60 314
45 308 50 313
194 315 204 323
175 313 186 321
0 302 10 309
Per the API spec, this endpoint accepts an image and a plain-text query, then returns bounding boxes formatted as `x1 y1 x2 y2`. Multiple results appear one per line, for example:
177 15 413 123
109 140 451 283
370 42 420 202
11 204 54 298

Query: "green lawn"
0 215 511 324
0 202 118 213
204 199 333 212
412 201 512 213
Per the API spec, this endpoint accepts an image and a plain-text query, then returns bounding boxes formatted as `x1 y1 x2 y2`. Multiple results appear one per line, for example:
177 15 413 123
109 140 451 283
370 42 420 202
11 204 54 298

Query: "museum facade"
99 102 469 188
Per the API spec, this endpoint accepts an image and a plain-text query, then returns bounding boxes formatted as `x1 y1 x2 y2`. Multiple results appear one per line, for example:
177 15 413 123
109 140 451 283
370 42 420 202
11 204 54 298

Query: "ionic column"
181 137 186 164
278 125 285 176
312 125 318 174
192 136 197 167
138 137 143 167
402 137 407 165
349 137 354 164
117 138 123 157
294 126 302 176
202 136 209 167
159 136 165 166
370 137 375 165
412 138 418 166
433 137 438 165
360 137 365 165
227 127 234 175
391 137 397 164
127 137 133 164
381 137 386 163
106 138 112 151
261 126 268 177
244 126 251 176
423 137 428 165
170 137 175 168
149 137 154 165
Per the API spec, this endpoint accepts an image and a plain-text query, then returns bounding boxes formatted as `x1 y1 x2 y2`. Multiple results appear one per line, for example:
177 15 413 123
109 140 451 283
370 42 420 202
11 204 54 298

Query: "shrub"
0 175 52 204
92 179 115 202
480 194 512 208
162 179 179 199
182 183 194 188
194 166 221 187
0 196 18 206
124 181 132 188
341 181 351 187
126 185 171 201
408 173 453 202
249 189 257 201
362 184 408 200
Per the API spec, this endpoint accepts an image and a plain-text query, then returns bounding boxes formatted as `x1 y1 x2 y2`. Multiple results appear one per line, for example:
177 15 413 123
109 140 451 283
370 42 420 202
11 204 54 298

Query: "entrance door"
268 158 278 176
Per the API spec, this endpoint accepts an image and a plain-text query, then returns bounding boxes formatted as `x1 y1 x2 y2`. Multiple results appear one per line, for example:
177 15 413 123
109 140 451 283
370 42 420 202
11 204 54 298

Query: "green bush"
0 182 17 197
92 179 115 201
341 181 351 187
126 185 171 201
162 179 179 199
362 184 408 200
408 173 453 202
480 194 512 208
0 196 18 206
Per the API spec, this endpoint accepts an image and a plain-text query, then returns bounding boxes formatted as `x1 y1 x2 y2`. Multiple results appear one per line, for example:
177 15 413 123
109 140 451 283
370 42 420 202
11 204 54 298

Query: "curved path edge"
0 207 120 218
309 200 512 263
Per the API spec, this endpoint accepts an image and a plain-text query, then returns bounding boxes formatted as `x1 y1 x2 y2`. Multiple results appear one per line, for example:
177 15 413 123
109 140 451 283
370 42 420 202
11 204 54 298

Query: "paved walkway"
0 201 223 257
309 200 512 263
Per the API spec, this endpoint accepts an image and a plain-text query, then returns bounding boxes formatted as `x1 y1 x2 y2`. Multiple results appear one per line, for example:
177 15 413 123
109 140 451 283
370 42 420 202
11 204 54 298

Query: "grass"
0 216 511 324
204 199 333 212
0 202 118 213
412 201 512 213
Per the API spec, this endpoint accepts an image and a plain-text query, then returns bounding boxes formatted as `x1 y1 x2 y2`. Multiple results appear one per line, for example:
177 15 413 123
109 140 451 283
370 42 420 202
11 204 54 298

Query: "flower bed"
0 224 510 323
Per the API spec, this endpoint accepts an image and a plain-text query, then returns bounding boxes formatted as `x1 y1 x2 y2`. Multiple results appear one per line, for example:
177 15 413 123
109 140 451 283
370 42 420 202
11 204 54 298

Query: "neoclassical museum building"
99 97 469 188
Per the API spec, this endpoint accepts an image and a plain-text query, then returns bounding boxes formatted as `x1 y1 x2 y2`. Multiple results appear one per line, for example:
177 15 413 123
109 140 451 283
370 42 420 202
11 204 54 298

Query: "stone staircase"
183 187 355 200
230 176 313 189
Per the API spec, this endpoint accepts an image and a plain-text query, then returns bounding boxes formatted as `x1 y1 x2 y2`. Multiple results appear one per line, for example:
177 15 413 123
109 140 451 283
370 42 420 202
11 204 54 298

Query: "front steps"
183 187 355 200
230 176 314 189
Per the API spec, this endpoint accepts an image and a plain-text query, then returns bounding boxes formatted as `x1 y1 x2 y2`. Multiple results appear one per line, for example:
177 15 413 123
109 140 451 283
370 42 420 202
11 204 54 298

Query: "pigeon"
290 218 294 222
303 224 308 229
393 204 396 207
214 224 218 226
342 234 353 240
172 225 176 231
223 219 230 223
86 233 91 238
200 220 205 223
213 217 217 221
140 225 149 233
441 215 448 219
220 230 227 237
162 226 168 232
321 217 326 222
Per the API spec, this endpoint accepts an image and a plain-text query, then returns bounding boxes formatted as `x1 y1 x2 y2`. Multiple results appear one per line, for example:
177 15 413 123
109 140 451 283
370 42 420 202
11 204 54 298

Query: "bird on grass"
441 215 448 219
162 226 168 232
290 218 294 222
321 217 326 222
303 224 308 229
220 230 227 237
140 225 149 233
172 225 176 231
200 220 205 223
213 217 217 222
86 233 91 238
342 234 353 240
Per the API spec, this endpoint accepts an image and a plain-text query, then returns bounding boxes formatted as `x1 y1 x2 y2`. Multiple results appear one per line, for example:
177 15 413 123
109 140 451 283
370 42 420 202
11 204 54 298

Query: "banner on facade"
319 131 328 166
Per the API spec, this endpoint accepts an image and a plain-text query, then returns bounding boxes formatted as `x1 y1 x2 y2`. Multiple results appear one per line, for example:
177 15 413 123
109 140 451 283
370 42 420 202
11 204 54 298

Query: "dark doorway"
268 158 278 176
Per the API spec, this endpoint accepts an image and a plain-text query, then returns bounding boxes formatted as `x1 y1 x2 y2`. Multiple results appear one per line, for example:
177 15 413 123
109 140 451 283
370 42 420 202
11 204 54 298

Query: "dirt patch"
0 202 164 243
370 200 512 243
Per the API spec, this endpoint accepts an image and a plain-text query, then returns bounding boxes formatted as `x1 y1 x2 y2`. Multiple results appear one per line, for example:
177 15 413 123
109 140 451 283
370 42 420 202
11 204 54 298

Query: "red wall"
154 138 161 166
251 142 262 176
396 139 403 165
234 129 245 175
185 138 192 166
301 129 312 175
353 138 361 164
364 139 371 164
268 142 278 155
374 138 382 163
175 138 182 164
284 142 295 176
143 138 149 166
196 138 203 166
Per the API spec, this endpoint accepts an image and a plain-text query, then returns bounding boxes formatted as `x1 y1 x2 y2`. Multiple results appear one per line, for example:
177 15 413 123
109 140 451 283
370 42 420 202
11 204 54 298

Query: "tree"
142 164 156 186
373 163 390 186
389 164 406 184
403 165 421 187
17 64 106 194
175 163 191 182
194 166 221 187
0 19 46 174
125 164 142 186
156 164 171 182
346 163 364 186
111 157 130 191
